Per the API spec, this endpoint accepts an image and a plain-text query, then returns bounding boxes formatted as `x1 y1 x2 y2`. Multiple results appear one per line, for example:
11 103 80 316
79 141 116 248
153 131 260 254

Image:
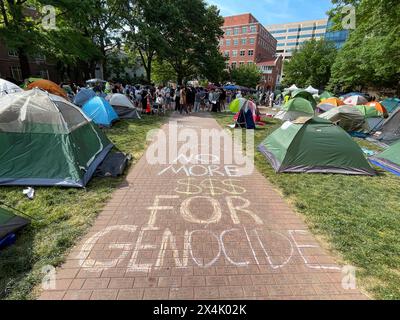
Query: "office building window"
287 35 298 39
242 26 247 33
249 38 255 45
277 43 285 47
11 66 22 81
232 50 238 57
241 38 247 45
248 49 254 56
234 27 240 35
247 61 253 65
226 39 231 46
233 39 239 46
231 62 237 69
239 61 245 66
316 25 327 30
301 26 315 31
288 28 300 32
224 51 230 57
226 29 232 35
275 36 286 40
240 50 246 56
270 29 286 34
250 25 257 33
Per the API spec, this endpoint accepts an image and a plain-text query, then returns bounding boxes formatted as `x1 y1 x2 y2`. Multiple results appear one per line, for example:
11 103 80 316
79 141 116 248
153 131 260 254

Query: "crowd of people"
60 79 282 115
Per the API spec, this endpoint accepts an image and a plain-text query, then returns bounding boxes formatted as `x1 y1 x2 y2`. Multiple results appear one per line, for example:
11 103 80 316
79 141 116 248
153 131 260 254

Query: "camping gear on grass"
27 79 68 99
95 152 131 178
0 89 113 187
275 97 315 121
73 88 96 106
0 206 30 248
234 99 258 129
319 105 365 132
0 78 23 96
82 96 119 127
108 93 141 119
343 95 368 106
258 117 376 176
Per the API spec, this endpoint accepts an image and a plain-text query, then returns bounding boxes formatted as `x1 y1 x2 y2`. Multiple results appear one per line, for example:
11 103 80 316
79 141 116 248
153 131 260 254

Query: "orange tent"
27 79 67 99
321 97 345 107
366 101 388 116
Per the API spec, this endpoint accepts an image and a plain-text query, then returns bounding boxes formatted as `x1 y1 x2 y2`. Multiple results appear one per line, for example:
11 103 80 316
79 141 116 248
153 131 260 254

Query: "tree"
0 0 101 79
230 64 262 88
159 0 225 84
328 0 400 94
151 58 177 85
282 39 337 89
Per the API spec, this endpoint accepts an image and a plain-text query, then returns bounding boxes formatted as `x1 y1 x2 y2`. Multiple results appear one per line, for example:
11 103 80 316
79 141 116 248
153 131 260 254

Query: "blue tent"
74 88 96 106
82 97 119 127
381 98 400 113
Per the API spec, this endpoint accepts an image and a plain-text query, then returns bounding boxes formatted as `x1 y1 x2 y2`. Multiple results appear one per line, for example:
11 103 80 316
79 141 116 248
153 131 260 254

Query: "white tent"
0 78 23 96
288 84 299 92
109 93 134 109
305 86 319 95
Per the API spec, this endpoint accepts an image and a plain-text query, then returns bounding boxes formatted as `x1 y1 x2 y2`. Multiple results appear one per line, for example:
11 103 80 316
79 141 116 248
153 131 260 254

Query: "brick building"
219 13 282 90
0 40 60 84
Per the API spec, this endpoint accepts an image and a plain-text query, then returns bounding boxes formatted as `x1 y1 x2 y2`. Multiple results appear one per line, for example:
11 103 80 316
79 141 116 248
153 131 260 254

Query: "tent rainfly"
0 89 113 187
258 117 376 176
370 140 400 176
108 94 141 119
275 97 315 121
287 84 299 92
82 96 119 127
0 78 23 96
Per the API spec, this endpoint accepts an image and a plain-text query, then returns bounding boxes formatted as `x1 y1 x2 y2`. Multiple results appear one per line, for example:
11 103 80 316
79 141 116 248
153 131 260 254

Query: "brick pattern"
38 114 367 300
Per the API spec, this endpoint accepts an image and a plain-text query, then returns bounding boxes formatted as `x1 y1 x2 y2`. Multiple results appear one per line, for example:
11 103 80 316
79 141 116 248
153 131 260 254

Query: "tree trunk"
18 48 31 80
146 59 152 84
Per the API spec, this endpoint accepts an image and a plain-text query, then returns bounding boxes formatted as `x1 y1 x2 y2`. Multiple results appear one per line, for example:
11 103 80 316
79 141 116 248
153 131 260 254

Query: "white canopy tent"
287 84 299 92
305 85 319 95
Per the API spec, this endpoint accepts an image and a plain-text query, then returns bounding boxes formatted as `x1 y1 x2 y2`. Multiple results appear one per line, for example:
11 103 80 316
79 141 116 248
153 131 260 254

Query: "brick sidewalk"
39 114 367 300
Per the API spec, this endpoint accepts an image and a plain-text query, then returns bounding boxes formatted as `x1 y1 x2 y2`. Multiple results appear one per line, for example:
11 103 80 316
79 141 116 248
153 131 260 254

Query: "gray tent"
319 105 365 132
375 107 400 143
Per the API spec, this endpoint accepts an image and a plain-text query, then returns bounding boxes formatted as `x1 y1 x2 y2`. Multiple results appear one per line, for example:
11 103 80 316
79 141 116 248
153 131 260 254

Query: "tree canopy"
328 0 400 93
230 64 262 89
282 39 337 89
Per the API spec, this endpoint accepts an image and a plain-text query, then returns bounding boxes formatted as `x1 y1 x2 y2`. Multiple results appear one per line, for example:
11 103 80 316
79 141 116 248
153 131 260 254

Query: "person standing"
269 91 275 108
194 88 202 112
219 89 226 111
174 86 181 112
180 86 188 114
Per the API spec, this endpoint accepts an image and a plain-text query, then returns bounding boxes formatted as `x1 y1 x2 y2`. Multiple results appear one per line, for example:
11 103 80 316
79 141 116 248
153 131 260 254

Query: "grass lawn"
213 112 400 300
0 114 168 300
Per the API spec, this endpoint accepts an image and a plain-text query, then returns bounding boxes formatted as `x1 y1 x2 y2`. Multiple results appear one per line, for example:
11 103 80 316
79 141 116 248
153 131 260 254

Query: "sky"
206 0 333 25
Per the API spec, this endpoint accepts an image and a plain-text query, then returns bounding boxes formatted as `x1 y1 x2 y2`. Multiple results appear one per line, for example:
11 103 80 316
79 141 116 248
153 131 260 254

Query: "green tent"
355 105 383 118
275 97 315 121
291 89 317 108
320 91 335 100
0 89 113 187
258 117 376 175
0 206 30 240
370 141 400 176
229 97 248 113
